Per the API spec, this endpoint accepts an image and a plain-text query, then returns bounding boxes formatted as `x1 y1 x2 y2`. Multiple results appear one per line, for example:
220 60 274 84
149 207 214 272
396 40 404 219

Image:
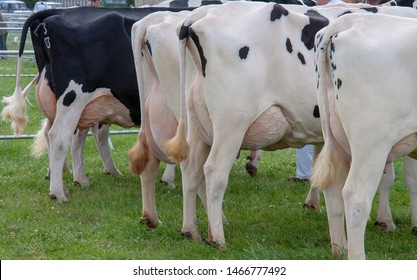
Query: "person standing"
37 2 48 11
288 145 313 182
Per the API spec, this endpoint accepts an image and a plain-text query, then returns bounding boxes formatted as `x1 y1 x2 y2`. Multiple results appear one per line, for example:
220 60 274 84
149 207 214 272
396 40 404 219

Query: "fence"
0 11 34 100
0 12 140 141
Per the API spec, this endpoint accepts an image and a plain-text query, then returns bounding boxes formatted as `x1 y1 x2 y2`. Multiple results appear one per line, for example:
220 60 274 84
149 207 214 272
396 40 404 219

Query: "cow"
311 12 417 259
164 1 417 251
128 0 316 227
29 119 123 184
129 10 198 227
1 5 220 203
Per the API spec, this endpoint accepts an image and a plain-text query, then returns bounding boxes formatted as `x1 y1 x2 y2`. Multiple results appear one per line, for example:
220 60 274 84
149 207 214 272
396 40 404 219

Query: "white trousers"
295 145 313 179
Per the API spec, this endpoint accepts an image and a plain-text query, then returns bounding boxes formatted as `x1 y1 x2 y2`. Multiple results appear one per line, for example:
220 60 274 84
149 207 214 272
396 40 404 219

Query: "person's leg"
289 145 313 182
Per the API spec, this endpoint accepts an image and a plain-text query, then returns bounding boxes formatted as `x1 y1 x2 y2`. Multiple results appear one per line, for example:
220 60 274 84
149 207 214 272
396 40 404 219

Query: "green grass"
1 46 416 260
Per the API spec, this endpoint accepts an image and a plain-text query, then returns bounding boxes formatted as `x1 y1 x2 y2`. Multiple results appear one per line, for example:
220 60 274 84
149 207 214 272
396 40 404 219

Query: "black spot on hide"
297 52 306 65
337 78 342 89
189 27 207 77
146 40 152 56
338 11 353 17
286 38 293 53
178 24 189 40
313 105 320 118
63 90 76 107
239 46 250 59
361 7 378 13
270 4 289 22
301 10 329 51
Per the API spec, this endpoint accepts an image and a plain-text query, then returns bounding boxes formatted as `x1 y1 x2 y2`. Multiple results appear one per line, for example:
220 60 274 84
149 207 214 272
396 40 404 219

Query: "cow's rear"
312 13 417 259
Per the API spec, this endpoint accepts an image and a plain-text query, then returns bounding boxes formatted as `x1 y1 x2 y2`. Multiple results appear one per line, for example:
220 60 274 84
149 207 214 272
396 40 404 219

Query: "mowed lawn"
0 52 416 260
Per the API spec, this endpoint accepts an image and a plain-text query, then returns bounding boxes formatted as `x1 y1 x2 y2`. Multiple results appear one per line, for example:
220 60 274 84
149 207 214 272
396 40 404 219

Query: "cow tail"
128 18 158 175
1 11 51 135
164 22 191 164
310 17 357 190
31 118 49 157
310 24 338 190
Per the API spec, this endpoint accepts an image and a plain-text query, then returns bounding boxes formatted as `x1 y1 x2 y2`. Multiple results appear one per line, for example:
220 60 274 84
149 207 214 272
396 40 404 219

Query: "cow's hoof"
303 203 320 212
245 162 257 177
374 220 395 232
74 179 90 188
412 227 417 235
181 230 202 241
181 231 193 239
50 193 68 203
205 239 227 251
140 217 159 229
162 180 176 190
105 169 123 177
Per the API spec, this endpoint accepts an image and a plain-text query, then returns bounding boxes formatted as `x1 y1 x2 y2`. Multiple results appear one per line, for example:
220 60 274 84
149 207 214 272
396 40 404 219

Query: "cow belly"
146 86 178 163
242 105 290 150
189 79 213 146
78 91 134 129
36 72 56 122
388 133 417 162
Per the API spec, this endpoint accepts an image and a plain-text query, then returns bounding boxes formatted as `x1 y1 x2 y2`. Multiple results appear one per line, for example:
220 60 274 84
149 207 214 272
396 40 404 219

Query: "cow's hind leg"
48 83 92 203
344 147 388 259
91 124 122 177
304 144 323 211
140 153 161 228
204 131 246 249
312 141 349 259
375 162 396 231
71 128 90 187
180 124 210 241
403 156 417 234
245 150 261 177
161 164 176 190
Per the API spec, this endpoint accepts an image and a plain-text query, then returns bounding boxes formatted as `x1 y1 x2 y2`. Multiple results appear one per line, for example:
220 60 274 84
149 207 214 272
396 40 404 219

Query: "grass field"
0 47 416 260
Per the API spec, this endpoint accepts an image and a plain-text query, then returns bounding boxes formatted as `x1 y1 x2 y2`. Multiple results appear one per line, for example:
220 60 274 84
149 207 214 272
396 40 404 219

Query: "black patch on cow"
297 52 306 65
189 27 207 77
239 46 250 59
270 4 289 22
301 10 329 51
361 7 378 13
338 11 353 17
313 105 320 118
336 78 342 89
202 0 223 5
169 0 189 7
178 24 189 40
146 40 152 57
330 40 336 53
286 38 293 53
63 90 76 107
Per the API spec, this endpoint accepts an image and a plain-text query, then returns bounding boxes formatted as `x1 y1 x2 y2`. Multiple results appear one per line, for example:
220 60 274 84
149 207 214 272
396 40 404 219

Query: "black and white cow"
1 5 226 203
165 1 417 252
312 12 417 259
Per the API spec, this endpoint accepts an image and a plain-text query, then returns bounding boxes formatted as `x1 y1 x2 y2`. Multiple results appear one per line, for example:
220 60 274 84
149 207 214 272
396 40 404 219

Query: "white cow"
165 1 417 251
311 12 417 259
129 8 277 228
129 10 199 228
